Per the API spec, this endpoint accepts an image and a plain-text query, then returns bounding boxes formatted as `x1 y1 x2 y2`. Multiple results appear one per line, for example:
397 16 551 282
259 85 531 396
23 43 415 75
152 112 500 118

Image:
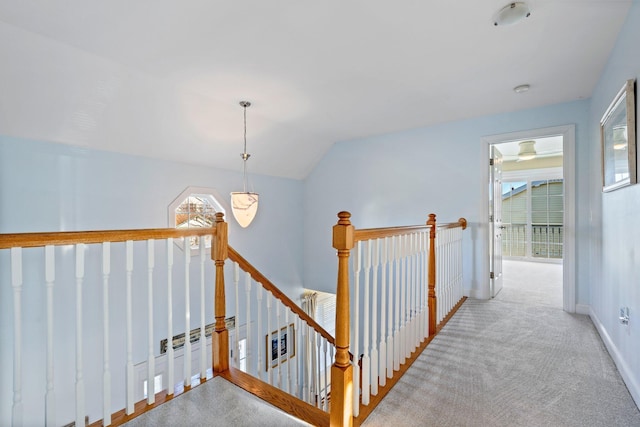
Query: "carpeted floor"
122 376 310 427
363 261 640 426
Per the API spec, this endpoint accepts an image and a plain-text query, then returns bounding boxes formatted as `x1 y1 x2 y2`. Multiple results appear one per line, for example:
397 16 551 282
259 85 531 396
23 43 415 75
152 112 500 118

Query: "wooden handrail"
354 225 429 241
227 246 335 345
0 227 216 249
438 218 467 230
353 218 467 242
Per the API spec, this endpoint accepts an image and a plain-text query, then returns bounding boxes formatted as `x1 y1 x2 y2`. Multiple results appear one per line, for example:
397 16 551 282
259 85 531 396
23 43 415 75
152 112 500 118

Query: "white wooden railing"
329 212 468 425
1 226 221 427
227 248 335 412
435 224 466 324
2 211 468 427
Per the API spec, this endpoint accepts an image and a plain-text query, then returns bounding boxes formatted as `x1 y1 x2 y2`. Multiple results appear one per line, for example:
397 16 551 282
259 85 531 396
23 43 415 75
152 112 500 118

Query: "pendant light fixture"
230 101 259 228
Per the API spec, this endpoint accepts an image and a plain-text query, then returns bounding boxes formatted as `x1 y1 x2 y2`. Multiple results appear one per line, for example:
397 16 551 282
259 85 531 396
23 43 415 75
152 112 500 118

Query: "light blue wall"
0 137 304 285
303 101 589 299
586 0 640 406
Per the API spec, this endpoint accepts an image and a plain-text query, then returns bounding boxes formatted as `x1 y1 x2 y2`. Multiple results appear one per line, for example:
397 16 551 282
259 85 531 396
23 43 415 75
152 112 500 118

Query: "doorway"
481 125 576 313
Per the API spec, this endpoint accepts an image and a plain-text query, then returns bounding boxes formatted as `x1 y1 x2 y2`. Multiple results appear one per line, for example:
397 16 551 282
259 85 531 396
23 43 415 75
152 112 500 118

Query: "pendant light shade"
518 140 536 161
231 191 259 228
231 101 259 228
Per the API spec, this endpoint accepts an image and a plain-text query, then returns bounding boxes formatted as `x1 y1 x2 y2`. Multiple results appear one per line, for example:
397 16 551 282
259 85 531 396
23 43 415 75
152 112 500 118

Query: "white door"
489 146 504 297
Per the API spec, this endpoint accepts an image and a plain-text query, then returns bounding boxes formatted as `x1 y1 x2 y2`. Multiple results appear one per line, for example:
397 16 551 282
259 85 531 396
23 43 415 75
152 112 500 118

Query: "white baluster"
167 239 175 396
400 234 407 365
256 285 263 380
245 272 252 374
405 234 412 357
407 234 414 357
293 316 300 398
276 301 282 389
301 322 309 403
11 248 23 427
352 241 361 417
286 309 291 394
442 229 448 318
420 232 427 341
200 238 207 379
266 291 272 385
322 338 329 411
379 237 387 386
387 236 394 378
75 244 86 427
315 331 322 409
411 233 418 352
44 245 56 426
362 240 371 405
370 239 379 396
147 239 155 404
308 323 315 405
184 241 192 388
233 263 240 368
125 241 134 414
457 229 463 302
407 234 413 356
393 235 401 372
102 242 112 426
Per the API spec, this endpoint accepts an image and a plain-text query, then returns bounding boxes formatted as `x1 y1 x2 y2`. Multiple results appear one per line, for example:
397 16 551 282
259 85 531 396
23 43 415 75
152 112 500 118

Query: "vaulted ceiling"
0 1 631 179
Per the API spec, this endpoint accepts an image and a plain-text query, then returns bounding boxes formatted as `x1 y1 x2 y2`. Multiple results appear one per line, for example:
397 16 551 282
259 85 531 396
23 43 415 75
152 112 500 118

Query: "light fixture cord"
243 104 249 193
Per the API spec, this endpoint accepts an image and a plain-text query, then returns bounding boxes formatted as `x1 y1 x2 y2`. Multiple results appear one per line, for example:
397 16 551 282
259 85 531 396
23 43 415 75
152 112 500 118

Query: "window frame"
168 187 229 252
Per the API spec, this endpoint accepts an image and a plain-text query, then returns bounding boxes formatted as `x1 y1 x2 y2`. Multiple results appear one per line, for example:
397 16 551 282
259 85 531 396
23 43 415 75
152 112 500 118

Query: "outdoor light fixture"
518 140 537 161
230 101 259 228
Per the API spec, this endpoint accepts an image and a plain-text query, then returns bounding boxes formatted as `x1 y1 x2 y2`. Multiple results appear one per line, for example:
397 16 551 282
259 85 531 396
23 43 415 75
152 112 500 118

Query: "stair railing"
222 247 335 426
1 211 335 427
0 214 228 427
330 212 467 427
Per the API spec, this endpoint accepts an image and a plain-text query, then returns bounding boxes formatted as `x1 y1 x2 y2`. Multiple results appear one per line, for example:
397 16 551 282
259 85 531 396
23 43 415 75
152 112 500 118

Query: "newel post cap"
333 211 355 251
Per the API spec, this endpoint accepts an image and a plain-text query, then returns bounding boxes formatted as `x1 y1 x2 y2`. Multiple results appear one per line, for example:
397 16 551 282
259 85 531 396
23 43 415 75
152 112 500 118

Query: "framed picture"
601 79 636 192
266 323 295 370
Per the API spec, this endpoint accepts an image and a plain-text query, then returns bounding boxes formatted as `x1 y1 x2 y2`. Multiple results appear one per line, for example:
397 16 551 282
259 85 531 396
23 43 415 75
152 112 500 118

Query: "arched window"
168 187 227 251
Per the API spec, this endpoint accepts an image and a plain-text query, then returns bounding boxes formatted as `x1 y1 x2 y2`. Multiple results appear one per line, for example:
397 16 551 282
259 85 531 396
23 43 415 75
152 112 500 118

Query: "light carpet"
363 262 640 426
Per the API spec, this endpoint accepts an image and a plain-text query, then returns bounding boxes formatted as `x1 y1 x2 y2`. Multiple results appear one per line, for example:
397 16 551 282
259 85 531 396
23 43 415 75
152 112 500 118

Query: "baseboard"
575 303 590 315
588 308 640 409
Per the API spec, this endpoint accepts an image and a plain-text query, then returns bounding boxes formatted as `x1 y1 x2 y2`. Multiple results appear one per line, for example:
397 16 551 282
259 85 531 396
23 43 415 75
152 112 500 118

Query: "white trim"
480 125 576 313
589 308 640 408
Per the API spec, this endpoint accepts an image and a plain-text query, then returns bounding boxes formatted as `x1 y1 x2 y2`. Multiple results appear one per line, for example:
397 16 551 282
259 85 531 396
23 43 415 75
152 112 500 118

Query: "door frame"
480 125 576 313
489 145 504 298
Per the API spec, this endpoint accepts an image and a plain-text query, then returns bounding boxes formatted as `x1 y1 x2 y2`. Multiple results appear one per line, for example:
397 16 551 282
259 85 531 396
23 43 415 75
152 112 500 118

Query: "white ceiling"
0 1 631 179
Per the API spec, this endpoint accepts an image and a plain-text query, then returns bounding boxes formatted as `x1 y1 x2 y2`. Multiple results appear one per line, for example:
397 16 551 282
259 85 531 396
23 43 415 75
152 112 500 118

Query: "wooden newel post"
427 213 437 337
331 211 355 427
212 212 229 373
